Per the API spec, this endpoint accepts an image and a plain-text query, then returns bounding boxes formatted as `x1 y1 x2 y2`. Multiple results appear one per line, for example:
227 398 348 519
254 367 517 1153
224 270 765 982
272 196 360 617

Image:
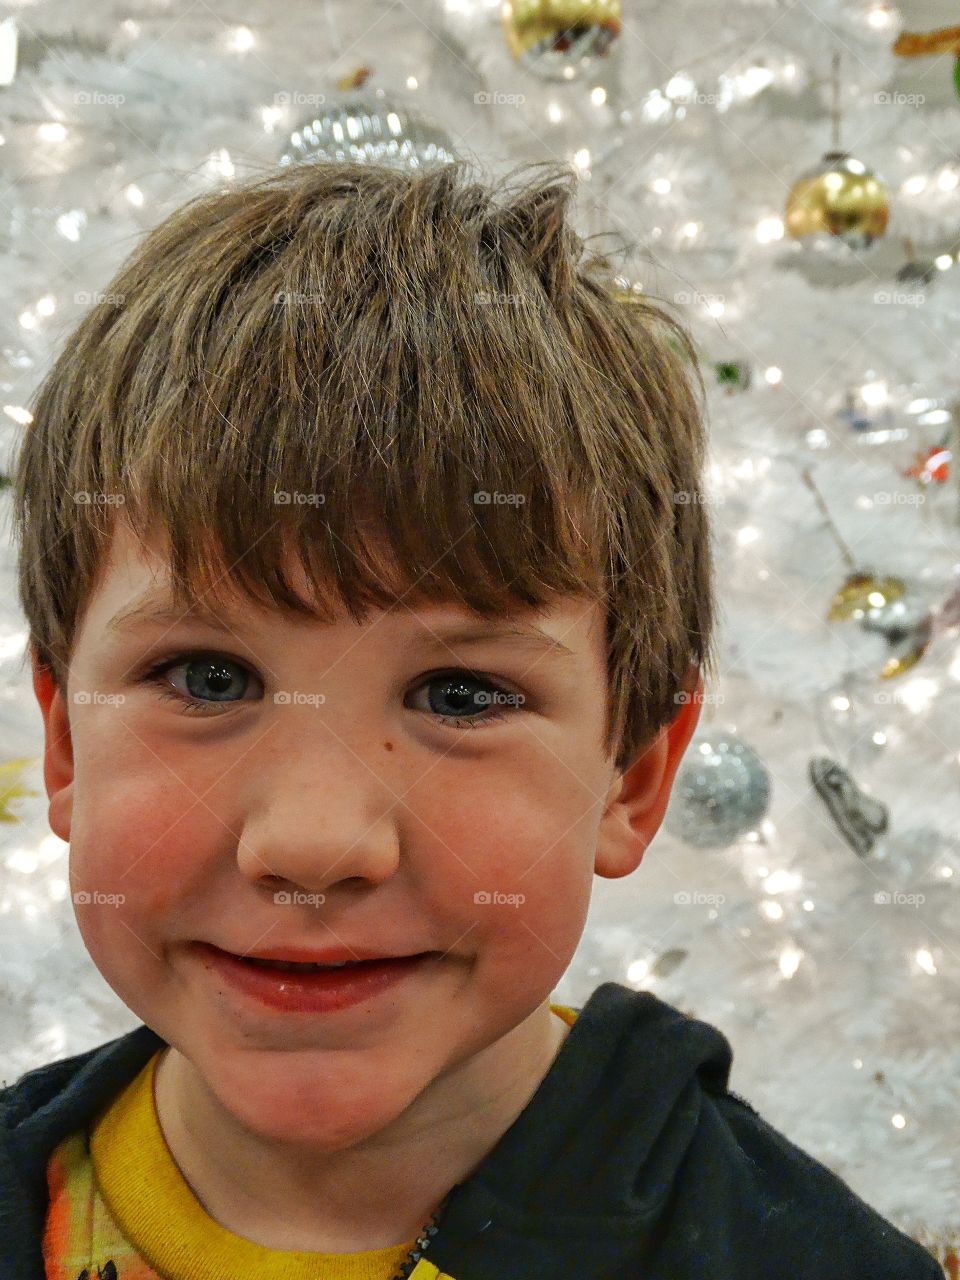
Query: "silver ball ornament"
665 732 772 849
280 97 457 170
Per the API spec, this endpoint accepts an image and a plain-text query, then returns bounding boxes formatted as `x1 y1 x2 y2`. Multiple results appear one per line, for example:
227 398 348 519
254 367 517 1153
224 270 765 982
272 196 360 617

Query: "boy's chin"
188 1038 440 1150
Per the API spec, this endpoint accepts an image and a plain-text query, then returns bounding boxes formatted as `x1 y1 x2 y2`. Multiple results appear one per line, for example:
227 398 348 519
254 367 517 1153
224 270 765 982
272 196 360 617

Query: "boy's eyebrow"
106 590 579 662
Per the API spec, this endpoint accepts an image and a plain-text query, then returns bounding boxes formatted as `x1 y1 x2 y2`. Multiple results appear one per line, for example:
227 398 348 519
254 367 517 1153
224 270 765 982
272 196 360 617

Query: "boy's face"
33 519 701 1151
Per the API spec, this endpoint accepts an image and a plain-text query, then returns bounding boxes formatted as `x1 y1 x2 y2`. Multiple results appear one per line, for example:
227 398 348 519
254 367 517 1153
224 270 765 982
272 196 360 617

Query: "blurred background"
0 0 957 1270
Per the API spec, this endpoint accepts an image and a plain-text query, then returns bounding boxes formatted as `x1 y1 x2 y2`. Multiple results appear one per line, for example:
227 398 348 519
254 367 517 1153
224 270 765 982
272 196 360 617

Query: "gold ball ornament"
785 151 890 250
827 573 934 679
502 0 622 81
827 571 905 622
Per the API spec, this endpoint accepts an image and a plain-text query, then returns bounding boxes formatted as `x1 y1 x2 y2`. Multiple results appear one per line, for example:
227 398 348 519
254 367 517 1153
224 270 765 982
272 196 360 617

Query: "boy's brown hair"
11 158 715 774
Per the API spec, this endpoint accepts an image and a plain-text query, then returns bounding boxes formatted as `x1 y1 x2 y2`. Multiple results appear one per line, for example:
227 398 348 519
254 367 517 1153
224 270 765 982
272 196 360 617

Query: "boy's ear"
31 645 74 844
595 668 704 879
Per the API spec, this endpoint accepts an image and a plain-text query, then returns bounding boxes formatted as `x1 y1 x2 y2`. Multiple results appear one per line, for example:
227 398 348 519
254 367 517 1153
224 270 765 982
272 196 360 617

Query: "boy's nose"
234 755 402 897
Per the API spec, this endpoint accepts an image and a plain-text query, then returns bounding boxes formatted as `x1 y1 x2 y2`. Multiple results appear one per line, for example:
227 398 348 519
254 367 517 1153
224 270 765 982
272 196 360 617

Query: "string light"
756 215 784 243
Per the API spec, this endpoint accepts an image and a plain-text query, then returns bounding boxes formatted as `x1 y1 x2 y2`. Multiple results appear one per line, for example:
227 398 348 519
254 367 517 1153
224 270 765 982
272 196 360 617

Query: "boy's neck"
152 1003 571 1253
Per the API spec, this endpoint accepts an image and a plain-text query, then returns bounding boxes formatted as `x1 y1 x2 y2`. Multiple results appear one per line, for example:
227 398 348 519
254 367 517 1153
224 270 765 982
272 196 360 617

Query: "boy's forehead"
85 519 606 660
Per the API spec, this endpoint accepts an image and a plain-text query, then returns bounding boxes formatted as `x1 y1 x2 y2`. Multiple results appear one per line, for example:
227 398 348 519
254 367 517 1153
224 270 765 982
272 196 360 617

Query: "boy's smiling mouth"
191 942 444 1014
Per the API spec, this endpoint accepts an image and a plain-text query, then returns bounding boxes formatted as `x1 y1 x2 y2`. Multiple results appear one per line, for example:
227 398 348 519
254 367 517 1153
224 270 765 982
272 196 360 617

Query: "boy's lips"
210 944 438 965
192 942 442 1013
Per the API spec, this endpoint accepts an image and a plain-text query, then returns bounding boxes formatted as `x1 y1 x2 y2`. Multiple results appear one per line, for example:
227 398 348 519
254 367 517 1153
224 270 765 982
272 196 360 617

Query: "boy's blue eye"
138 652 521 732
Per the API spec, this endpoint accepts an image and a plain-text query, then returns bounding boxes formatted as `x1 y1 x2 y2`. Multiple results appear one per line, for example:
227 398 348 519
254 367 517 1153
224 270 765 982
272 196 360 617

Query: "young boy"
1 159 942 1280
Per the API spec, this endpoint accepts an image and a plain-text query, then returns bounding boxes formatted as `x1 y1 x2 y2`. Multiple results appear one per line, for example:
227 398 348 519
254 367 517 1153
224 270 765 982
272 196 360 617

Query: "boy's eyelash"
137 651 522 732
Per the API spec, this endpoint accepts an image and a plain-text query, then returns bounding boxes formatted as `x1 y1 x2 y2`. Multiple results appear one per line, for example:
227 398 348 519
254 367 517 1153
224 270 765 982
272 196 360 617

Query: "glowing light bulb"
228 25 255 51
778 945 802 979
756 215 784 243
56 209 86 240
860 380 888 406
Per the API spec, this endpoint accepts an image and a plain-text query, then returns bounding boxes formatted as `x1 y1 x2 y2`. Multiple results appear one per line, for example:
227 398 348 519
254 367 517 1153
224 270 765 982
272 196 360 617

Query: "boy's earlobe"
595 670 705 879
30 645 74 843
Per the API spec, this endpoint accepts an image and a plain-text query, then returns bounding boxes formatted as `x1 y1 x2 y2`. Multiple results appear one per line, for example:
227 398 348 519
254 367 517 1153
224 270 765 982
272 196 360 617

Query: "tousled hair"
12 157 716 772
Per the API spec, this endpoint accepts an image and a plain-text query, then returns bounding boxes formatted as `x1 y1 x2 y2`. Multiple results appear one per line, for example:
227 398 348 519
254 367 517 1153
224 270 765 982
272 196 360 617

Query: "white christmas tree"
0 0 957 1269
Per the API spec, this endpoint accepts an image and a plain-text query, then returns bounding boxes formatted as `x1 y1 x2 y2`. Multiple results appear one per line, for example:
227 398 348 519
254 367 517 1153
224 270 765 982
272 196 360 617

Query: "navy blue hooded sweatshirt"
0 981 944 1278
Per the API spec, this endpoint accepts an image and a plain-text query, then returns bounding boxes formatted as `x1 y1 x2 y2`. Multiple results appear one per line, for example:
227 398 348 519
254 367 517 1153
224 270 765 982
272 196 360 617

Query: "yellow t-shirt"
42 1004 579 1280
